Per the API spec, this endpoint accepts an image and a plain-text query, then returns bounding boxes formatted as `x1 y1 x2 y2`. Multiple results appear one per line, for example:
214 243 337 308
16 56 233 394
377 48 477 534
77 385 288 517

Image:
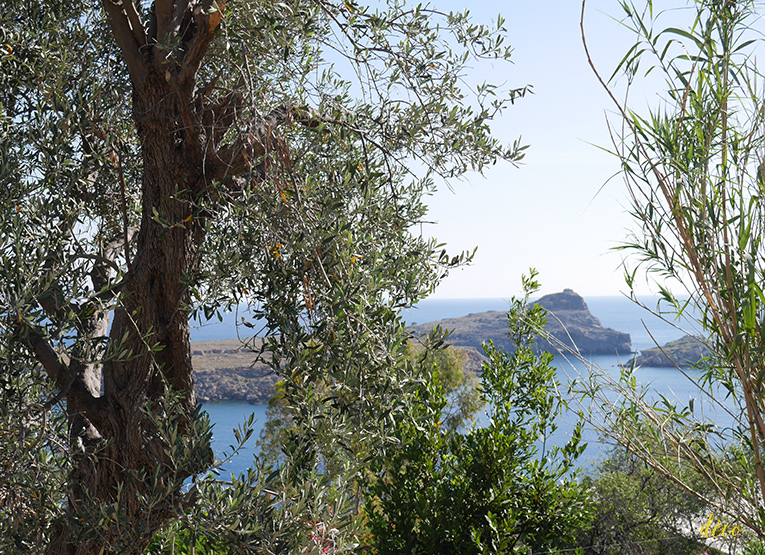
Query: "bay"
201 402 268 477
198 295 720 476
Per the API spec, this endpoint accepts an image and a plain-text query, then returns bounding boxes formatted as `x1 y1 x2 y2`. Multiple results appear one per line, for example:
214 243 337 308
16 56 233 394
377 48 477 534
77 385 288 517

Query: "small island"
628 335 711 368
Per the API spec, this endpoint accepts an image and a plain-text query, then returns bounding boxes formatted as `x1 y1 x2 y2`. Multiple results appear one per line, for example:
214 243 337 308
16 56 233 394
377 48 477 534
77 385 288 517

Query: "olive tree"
0 0 527 553
579 0 765 541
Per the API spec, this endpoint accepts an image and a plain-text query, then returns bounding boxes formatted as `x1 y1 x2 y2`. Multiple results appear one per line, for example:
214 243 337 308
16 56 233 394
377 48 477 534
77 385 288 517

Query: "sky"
422 1 670 299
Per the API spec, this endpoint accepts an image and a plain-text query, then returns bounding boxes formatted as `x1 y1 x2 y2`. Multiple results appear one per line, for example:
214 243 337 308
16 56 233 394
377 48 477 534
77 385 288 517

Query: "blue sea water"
198 295 720 476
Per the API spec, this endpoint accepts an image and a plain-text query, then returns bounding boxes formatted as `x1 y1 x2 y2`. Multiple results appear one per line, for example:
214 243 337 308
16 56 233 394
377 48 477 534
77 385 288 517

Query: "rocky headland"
534 289 632 355
627 335 711 368
409 289 632 356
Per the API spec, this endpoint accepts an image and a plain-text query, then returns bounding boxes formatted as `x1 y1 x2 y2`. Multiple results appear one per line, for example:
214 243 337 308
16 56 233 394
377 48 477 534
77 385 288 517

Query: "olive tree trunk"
42 2 293 551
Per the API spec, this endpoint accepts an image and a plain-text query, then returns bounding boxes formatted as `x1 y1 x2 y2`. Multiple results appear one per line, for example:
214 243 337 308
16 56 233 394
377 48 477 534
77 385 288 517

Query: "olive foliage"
1 0 527 552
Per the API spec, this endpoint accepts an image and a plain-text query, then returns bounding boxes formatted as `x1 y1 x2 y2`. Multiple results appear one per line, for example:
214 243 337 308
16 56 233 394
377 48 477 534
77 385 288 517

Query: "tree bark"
47 63 210 555
43 2 307 550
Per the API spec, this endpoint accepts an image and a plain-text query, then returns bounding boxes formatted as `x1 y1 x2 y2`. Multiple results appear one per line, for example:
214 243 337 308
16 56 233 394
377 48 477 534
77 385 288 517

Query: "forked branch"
18 325 107 431
101 0 148 87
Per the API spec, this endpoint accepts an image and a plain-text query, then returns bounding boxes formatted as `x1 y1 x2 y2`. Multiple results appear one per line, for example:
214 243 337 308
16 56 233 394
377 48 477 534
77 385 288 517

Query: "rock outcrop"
192 338 277 403
534 289 632 355
628 335 711 368
410 289 632 356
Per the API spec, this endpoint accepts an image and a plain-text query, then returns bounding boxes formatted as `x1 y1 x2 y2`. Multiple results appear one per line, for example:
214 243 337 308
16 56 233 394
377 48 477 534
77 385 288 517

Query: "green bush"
364 273 591 554
573 444 715 555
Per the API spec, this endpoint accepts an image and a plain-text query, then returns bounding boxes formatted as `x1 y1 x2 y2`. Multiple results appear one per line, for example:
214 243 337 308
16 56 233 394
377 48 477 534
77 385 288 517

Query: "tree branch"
177 0 228 86
123 0 147 48
200 84 244 143
102 0 148 88
215 160 268 198
157 0 174 39
19 326 108 431
37 286 81 328
171 0 192 39
27 329 70 385
209 104 327 181
116 158 134 274
89 229 137 308
37 253 82 327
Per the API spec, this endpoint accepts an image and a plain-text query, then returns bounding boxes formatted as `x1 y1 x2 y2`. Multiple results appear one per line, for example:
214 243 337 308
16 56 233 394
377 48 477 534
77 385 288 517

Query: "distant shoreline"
190 293 694 402
192 338 276 404
191 338 485 403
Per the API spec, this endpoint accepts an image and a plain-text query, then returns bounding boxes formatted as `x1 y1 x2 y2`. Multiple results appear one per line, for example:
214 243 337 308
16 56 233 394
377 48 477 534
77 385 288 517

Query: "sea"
194 295 727 477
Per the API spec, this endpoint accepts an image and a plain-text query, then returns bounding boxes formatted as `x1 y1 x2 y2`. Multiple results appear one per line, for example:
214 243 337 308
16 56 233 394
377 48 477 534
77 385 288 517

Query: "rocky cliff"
410 289 632 356
534 289 632 355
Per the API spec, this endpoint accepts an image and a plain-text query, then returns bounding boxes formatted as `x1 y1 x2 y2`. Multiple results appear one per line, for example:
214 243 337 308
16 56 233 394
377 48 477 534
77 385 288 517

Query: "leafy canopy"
0 0 529 551
580 0 765 540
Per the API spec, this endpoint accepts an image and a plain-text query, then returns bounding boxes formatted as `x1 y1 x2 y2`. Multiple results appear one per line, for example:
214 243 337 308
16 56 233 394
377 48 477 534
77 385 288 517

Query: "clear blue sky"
423 1 674 299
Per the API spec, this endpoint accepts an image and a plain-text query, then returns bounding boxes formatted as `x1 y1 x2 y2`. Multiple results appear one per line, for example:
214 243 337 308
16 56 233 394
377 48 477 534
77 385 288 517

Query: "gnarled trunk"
41 1 301 550
48 70 209 555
